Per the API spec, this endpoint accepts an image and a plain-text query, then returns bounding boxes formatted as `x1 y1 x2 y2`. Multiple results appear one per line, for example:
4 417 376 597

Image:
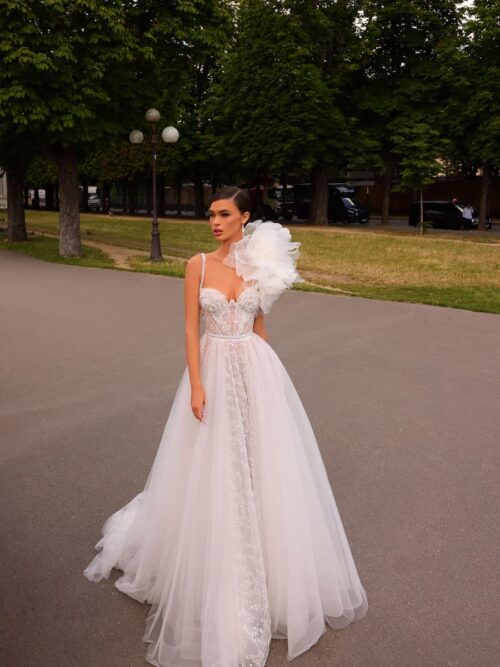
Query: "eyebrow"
209 209 231 214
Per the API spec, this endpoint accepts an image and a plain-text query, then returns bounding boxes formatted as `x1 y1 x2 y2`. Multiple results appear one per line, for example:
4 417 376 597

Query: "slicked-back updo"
209 186 254 219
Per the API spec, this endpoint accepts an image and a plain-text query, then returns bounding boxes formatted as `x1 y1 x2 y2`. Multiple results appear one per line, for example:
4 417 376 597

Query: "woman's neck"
211 233 243 259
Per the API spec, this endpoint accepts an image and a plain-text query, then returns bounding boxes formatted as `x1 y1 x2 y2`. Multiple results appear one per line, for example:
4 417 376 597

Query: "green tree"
441 0 499 229
205 0 358 224
0 0 158 255
292 0 366 224
1 129 32 241
0 1 221 253
357 0 459 224
165 1 234 217
393 119 447 234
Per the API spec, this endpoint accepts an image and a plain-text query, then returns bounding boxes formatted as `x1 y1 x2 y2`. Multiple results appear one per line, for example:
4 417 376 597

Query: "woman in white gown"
83 186 368 667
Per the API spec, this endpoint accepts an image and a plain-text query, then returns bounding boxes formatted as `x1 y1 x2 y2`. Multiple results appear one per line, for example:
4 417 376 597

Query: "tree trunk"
121 180 126 214
478 165 491 232
381 154 395 225
281 170 289 221
419 188 424 236
127 180 136 215
45 183 55 210
6 165 27 242
310 164 328 225
33 188 40 209
193 172 205 219
102 182 111 215
211 175 218 194
54 145 82 257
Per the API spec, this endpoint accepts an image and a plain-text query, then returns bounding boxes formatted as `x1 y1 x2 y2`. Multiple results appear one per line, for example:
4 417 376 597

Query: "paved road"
156 209 500 237
291 216 500 237
368 217 500 237
1 250 498 667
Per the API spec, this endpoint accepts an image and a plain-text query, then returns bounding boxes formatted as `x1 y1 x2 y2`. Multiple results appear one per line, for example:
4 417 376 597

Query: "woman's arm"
184 254 206 422
253 309 267 341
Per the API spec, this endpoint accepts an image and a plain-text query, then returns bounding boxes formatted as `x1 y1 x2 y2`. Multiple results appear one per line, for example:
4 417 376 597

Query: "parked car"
87 194 102 212
408 201 492 230
294 183 369 224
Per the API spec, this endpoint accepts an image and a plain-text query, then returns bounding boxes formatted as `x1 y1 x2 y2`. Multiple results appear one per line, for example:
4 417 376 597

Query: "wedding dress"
83 221 368 667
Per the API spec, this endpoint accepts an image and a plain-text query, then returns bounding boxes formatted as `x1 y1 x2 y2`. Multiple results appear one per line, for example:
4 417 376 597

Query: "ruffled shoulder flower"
222 219 305 314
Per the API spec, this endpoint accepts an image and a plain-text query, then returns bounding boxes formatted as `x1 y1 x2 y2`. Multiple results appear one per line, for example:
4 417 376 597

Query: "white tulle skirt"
83 331 368 666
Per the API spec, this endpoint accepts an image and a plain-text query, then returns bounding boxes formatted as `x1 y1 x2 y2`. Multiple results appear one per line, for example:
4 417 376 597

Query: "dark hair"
210 186 253 218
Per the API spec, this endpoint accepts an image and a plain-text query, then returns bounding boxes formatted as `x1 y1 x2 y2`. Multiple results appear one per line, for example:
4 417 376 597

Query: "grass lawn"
1 210 499 314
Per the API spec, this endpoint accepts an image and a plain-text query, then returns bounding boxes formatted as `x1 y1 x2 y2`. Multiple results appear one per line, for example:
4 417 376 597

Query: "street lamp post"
129 109 179 261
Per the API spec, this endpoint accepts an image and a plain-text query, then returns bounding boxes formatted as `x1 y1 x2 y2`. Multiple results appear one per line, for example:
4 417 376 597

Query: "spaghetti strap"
200 253 206 290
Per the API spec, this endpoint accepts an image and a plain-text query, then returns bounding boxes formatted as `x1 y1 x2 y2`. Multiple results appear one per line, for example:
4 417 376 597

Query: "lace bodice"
199 253 262 337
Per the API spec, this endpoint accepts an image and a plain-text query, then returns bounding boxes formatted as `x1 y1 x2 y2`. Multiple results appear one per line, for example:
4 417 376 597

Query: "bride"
83 186 368 667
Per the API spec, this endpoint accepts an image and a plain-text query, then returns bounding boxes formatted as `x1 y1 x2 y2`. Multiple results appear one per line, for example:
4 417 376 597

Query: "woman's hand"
191 384 206 422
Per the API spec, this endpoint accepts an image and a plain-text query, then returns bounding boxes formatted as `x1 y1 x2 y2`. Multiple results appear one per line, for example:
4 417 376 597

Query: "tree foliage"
203 0 358 180
0 0 228 250
0 0 498 231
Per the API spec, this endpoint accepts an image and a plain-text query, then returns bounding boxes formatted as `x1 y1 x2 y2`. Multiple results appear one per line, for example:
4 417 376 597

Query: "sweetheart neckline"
199 285 257 305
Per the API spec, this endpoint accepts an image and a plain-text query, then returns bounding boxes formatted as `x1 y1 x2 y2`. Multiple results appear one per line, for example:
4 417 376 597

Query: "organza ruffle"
222 220 305 314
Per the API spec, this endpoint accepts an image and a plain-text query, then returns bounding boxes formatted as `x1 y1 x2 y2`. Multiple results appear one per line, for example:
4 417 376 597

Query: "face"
208 199 250 242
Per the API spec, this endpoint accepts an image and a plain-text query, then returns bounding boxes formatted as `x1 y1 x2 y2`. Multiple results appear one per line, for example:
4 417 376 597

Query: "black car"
408 201 492 230
294 183 369 224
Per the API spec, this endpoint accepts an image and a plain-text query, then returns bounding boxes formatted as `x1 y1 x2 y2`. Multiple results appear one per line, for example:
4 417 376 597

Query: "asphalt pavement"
368 217 500 236
1 250 499 667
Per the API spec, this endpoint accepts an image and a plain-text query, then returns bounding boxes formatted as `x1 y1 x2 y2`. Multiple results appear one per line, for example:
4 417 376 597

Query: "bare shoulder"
186 253 203 275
